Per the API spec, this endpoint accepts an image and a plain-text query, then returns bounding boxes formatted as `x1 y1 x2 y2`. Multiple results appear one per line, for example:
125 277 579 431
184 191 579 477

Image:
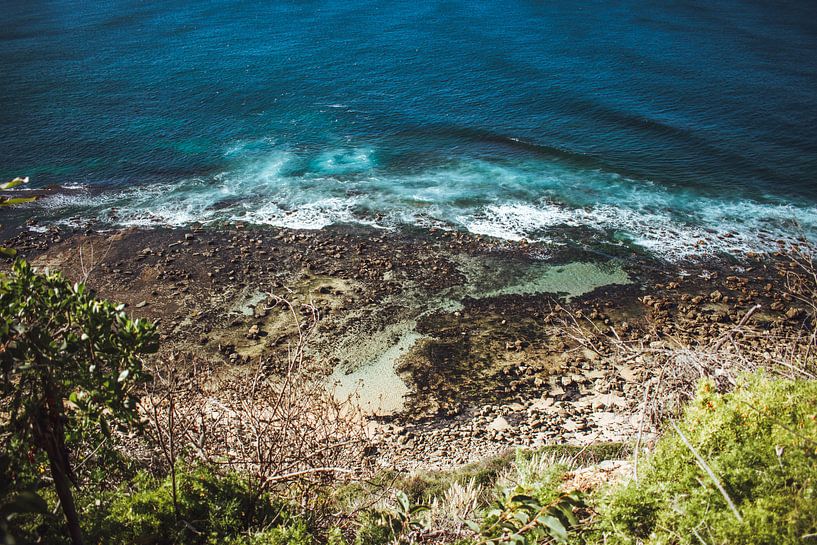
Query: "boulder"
487 416 511 432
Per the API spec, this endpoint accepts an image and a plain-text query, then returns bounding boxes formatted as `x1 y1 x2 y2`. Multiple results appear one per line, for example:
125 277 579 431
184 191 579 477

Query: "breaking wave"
35 142 817 261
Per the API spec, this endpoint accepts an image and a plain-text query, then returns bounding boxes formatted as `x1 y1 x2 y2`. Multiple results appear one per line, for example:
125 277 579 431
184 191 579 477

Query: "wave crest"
35 144 817 261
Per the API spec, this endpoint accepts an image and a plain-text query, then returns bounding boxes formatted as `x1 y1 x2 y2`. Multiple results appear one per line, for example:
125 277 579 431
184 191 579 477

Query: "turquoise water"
2 1 817 259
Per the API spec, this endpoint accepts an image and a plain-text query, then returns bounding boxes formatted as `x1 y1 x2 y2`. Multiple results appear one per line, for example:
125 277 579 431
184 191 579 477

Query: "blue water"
2 0 817 258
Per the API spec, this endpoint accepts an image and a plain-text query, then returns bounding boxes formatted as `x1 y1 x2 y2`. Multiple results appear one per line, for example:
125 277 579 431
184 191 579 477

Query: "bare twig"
138 293 368 527
633 381 651 482
670 420 743 523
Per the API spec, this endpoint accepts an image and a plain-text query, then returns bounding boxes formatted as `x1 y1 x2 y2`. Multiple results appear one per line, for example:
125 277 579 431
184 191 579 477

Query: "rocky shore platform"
2 222 810 471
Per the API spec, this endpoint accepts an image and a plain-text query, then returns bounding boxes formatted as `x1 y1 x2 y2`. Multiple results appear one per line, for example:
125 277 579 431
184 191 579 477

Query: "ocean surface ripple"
2 0 817 259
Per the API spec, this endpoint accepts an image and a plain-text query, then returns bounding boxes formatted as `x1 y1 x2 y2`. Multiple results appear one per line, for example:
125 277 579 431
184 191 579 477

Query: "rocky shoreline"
2 222 810 471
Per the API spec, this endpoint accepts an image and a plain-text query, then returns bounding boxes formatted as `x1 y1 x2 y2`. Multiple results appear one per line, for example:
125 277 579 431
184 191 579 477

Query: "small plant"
428 478 482 536
326 526 348 545
0 176 35 258
0 177 37 208
0 176 29 190
469 488 583 545
379 491 430 544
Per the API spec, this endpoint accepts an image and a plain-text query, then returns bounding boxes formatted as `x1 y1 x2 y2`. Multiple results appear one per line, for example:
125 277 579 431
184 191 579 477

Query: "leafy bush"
0 259 157 544
516 443 629 470
510 449 574 504
224 521 313 545
84 464 310 545
593 374 817 544
378 490 429 544
470 489 583 545
326 526 348 545
352 511 392 545
0 488 49 545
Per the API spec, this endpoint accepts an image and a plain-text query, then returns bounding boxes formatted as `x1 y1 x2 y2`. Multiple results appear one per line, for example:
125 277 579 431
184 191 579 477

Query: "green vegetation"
589 374 817 545
0 488 49 545
366 443 626 512
0 176 35 258
0 260 157 544
338 376 817 545
471 489 582 545
392 451 515 505
83 464 312 545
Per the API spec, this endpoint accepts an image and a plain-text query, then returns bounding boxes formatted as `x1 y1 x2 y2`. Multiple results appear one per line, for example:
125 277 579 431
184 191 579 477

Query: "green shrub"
225 520 313 545
0 259 158 544
511 449 572 506
471 489 583 545
517 443 630 469
593 374 817 545
326 526 348 545
352 511 392 545
84 464 311 545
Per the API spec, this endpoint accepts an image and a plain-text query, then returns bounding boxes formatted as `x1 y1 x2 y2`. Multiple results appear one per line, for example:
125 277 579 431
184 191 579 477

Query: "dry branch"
139 294 369 522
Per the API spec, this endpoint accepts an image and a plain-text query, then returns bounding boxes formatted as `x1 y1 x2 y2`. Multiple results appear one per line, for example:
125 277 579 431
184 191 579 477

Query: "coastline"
2 222 809 470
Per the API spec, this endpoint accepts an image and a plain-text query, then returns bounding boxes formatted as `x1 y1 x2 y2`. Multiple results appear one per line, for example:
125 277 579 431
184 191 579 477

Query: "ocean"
2 0 817 259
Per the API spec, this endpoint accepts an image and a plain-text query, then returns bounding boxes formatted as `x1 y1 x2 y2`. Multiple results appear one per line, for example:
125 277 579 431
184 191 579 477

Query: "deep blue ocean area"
2 0 817 258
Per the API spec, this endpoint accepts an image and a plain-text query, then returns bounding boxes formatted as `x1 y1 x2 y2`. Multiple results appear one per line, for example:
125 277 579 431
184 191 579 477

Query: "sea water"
2 0 817 259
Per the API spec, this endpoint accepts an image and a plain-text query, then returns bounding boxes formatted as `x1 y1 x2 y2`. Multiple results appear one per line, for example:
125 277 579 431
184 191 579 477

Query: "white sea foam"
310 147 375 175
222 137 280 158
58 182 88 190
30 145 817 261
459 203 573 241
457 199 817 260
237 197 383 230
